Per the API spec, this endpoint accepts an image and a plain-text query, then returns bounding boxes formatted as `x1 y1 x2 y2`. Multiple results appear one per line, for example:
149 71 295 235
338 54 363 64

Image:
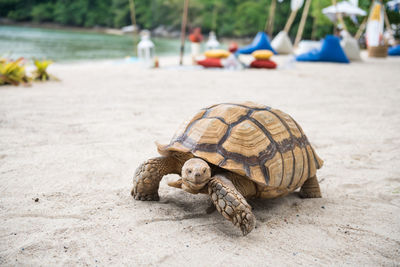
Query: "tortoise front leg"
131 156 180 201
208 175 256 236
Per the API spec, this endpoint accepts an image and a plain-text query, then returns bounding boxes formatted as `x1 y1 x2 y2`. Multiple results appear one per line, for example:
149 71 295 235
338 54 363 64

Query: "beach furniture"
196 49 231 68
340 31 361 61
197 58 223 68
296 40 322 55
271 31 294 54
271 0 304 54
250 60 277 69
237 32 277 55
388 45 400 56
252 50 274 60
296 35 350 63
249 49 277 69
204 49 230 59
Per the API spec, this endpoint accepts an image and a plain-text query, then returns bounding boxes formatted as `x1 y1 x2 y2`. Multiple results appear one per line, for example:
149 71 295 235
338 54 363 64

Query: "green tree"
0 0 399 39
31 2 55 22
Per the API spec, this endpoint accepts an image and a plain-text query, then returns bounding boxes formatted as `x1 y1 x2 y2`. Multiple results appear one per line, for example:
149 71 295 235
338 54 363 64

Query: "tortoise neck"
171 152 193 173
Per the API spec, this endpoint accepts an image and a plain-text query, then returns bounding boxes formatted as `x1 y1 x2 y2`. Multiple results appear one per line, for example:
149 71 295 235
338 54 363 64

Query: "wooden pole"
128 0 137 27
294 0 312 48
265 0 277 36
355 16 367 40
179 0 189 65
128 0 137 56
383 8 391 31
355 1 374 40
331 0 348 33
284 10 298 33
337 14 348 32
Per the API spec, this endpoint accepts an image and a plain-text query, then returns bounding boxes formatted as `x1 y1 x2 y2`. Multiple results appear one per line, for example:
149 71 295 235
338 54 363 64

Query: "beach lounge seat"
204 49 230 58
197 58 223 68
271 31 294 54
250 59 277 69
388 45 400 56
295 40 322 55
296 35 350 63
237 32 277 55
252 50 274 60
340 31 361 61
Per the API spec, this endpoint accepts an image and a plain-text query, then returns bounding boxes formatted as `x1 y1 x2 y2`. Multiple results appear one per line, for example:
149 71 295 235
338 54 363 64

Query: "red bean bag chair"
250 59 277 69
197 58 223 68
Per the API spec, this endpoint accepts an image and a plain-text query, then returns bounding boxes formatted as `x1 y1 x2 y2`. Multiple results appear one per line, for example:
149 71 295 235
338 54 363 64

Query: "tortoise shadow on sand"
152 189 323 236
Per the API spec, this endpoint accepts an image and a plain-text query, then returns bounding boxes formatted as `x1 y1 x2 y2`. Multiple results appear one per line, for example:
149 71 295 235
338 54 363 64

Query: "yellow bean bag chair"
251 50 273 60
204 49 230 59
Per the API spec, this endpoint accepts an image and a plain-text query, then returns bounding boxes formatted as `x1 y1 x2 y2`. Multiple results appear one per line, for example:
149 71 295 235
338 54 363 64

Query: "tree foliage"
1 0 399 39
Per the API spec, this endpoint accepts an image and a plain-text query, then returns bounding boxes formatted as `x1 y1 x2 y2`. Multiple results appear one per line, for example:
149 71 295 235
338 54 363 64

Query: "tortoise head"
181 158 212 191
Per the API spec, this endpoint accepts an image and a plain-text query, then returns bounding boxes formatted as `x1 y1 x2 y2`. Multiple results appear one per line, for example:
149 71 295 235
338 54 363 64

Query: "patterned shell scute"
168 102 323 188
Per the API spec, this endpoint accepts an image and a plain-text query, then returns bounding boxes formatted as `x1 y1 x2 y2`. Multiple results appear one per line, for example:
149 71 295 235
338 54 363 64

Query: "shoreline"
0 20 124 35
0 20 252 43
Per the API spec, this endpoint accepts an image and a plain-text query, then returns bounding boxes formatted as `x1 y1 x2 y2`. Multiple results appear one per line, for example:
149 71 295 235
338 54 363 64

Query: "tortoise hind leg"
299 175 322 198
131 156 180 201
208 175 255 236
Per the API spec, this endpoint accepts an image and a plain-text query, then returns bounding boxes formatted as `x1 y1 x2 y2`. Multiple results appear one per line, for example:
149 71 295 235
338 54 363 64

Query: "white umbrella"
322 1 366 21
387 0 400 11
276 0 304 11
291 0 304 11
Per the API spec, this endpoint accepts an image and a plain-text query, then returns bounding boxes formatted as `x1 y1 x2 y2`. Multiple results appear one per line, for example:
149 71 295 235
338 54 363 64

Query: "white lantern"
137 30 155 68
206 31 220 50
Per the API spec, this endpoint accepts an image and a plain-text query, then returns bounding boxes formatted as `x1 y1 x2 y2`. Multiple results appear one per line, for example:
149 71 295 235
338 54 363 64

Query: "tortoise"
131 102 323 235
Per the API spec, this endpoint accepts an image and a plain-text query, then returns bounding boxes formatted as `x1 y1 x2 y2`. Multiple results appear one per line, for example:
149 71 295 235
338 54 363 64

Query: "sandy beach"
1 55 399 266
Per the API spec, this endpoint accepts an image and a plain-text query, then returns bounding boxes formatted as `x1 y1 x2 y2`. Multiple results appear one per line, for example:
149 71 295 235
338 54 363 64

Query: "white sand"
1 55 400 266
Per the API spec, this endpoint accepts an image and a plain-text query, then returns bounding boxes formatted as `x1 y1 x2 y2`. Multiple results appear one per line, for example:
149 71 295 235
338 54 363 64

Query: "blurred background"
1 0 399 61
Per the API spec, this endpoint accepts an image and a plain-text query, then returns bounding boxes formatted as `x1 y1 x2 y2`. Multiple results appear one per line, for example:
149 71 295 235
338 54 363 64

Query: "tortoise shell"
165 102 323 189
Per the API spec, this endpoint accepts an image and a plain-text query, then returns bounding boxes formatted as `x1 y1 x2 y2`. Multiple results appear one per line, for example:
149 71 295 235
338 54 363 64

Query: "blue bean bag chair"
296 35 350 63
237 32 277 55
388 45 400 56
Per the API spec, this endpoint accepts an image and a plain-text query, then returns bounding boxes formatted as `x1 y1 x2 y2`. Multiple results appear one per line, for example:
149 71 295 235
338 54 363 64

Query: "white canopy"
277 0 304 11
322 1 366 21
387 0 400 11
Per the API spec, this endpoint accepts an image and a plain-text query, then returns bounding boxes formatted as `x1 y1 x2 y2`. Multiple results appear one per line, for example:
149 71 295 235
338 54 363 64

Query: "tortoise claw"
239 212 255 236
132 190 160 201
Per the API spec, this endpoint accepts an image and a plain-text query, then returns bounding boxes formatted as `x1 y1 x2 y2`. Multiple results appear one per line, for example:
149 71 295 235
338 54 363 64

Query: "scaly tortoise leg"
299 175 322 198
131 156 179 201
208 175 256 236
